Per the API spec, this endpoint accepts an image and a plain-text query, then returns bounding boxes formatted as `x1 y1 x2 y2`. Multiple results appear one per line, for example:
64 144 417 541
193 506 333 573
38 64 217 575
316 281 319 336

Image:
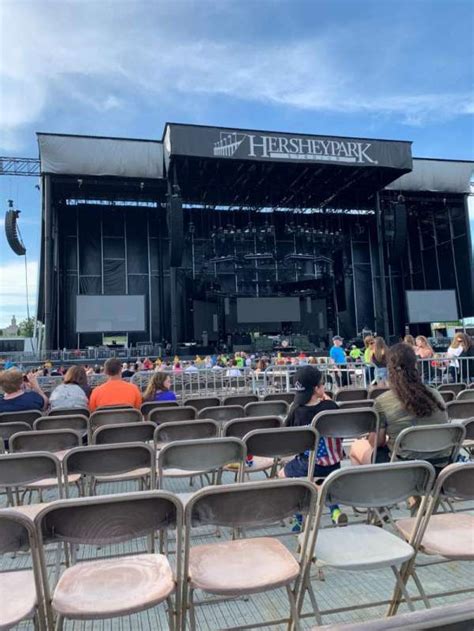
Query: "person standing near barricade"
415 335 434 382
457 332 474 382
329 335 348 387
371 336 389 384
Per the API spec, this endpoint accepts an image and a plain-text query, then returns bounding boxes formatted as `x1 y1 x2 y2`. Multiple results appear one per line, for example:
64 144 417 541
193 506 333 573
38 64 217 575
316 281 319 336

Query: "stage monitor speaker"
385 202 407 264
167 192 183 267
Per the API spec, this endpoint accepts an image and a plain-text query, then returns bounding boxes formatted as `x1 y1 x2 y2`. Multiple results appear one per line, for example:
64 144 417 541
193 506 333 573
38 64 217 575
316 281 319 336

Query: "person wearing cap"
279 366 348 527
329 335 348 387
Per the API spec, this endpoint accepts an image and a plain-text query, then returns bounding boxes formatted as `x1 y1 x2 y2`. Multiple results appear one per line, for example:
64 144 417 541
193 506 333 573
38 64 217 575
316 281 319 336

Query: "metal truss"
0 157 40 176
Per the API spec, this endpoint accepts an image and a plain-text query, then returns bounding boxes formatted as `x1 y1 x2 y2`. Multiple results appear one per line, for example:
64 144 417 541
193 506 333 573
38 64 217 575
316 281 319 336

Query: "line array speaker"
5 209 26 255
168 192 184 267
385 202 407 264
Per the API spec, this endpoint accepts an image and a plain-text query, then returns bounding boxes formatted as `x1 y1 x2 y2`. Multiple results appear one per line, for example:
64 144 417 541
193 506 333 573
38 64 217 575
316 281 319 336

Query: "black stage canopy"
163 123 413 208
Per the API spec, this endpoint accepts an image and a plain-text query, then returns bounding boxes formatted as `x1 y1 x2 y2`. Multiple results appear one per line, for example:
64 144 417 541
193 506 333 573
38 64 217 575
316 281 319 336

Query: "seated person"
350 343 448 466
89 358 142 412
143 372 177 403
279 365 347 527
49 365 90 410
0 368 48 412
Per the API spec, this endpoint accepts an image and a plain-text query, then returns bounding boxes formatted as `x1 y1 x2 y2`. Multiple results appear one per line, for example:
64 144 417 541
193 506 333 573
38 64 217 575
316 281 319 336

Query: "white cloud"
0 259 38 327
1 1 472 151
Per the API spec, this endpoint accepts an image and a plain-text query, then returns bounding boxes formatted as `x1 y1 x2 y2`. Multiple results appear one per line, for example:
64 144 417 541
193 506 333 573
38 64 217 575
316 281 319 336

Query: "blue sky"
0 0 473 327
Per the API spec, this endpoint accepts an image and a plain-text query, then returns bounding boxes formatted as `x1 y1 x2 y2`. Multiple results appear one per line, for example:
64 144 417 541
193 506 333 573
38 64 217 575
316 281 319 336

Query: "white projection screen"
237 297 301 323
406 290 458 323
76 295 146 333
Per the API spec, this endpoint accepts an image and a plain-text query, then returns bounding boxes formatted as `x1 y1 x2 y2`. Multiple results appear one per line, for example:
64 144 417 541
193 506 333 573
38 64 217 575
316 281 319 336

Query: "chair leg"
410 568 431 609
166 595 176 631
189 588 197 631
286 585 301 631
388 565 415 614
54 614 64 631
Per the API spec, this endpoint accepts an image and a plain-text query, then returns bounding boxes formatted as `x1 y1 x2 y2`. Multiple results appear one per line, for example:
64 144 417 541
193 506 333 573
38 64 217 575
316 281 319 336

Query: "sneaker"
291 513 303 533
331 508 348 526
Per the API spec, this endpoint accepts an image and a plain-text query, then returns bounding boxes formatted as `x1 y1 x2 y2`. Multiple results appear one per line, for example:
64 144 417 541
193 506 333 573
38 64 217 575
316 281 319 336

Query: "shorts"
284 456 341 481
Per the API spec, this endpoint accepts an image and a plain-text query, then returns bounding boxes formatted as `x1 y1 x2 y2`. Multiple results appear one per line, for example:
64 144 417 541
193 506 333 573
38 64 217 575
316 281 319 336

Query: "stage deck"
2 471 473 630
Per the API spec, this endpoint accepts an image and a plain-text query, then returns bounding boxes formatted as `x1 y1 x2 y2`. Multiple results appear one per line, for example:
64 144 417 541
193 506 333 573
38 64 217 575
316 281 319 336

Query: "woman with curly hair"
350 343 447 464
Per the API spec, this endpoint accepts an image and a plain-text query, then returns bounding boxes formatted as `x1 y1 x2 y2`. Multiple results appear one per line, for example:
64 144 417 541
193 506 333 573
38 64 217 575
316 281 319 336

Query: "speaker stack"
167 189 184 267
385 200 407 264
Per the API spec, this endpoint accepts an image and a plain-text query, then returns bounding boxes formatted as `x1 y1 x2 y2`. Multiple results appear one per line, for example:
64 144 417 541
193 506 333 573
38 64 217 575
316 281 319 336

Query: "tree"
18 317 35 338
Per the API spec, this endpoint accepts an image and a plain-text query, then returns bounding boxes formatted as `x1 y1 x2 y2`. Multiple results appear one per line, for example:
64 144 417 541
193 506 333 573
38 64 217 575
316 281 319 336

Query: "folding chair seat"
439 390 455 403
92 421 155 445
244 400 289 419
0 409 42 427
297 461 435 624
183 479 317 630
337 399 375 410
141 400 179 419
456 389 474 401
184 396 220 411
0 510 46 629
439 383 467 397
0 421 31 453
149 406 196 425
223 416 282 475
36 491 183 630
49 407 90 417
154 420 219 451
390 423 465 471
63 443 156 495
263 392 295 404
89 408 142 436
334 388 368 402
367 386 390 400
446 400 474 420
222 394 258 407
197 405 244 423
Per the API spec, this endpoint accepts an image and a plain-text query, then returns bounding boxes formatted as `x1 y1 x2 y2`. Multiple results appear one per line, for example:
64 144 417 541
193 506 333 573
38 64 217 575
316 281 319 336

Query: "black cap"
293 366 323 405
332 335 343 342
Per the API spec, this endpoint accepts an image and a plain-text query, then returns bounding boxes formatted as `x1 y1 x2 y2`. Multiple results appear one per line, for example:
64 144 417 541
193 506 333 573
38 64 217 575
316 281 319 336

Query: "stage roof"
163 123 413 208
386 158 473 194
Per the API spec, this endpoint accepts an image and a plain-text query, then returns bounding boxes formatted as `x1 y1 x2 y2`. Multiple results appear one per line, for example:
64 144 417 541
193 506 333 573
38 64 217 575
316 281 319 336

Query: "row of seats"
2 457 473 630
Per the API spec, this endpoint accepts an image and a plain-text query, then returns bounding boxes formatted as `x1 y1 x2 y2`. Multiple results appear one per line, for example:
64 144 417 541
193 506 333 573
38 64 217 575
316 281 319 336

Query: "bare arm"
26 372 49 410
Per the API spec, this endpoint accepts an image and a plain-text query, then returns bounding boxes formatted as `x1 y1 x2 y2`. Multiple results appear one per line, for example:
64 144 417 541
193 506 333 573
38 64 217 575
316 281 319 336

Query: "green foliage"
17 317 35 338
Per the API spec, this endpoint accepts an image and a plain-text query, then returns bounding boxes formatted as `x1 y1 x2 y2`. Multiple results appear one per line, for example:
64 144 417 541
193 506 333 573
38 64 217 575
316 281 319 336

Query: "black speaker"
385 202 407 264
5 209 26 255
334 250 347 312
167 192 183 267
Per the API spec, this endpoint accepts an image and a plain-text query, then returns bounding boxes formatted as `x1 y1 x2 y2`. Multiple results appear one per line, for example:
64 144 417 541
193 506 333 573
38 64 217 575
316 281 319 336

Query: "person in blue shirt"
329 335 348 387
0 368 48 413
143 372 177 403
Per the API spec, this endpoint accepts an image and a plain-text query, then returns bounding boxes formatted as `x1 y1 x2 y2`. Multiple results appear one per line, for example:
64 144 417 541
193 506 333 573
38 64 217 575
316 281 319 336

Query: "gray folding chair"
49 406 90 418
462 417 474 457
183 479 317 630
446 400 474 420
150 406 196 425
222 394 259 407
338 399 375 410
368 386 390 400
439 383 467 397
141 400 179 418
89 408 142 436
0 421 31 453
0 510 46 630
0 452 63 508
298 461 435 625
154 420 219 449
394 462 474 613
456 389 474 401
0 409 43 427
92 421 155 445
439 390 455 403
184 396 220 411
96 404 135 410
10 429 81 456
264 392 295 404
63 443 156 496
33 414 89 439
36 491 183 630
157 437 246 490
334 388 368 402
223 416 282 476
197 405 244 423
390 423 465 470
245 400 289 419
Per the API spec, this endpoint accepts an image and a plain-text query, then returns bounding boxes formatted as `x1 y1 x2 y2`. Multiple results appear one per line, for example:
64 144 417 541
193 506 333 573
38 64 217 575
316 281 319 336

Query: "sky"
0 0 473 328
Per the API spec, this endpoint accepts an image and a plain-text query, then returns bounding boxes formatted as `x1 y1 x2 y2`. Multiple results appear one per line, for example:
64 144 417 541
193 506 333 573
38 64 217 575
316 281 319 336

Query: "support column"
43 175 53 351
375 192 390 340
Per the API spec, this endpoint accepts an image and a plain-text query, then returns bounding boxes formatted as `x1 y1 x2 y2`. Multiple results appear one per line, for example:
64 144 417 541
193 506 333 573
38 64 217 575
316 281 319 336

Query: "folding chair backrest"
439 383 467 396
223 416 282 440
197 405 244 422
154 420 219 445
49 407 90 418
141 400 179 418
338 399 375 410
244 400 289 418
334 388 368 402
149 406 196 424
37 491 181 546
92 422 155 445
391 423 465 464
187 479 316 529
10 429 81 453
64 443 155 479
457 389 474 401
0 409 42 427
158 437 246 474
0 422 31 448
434 462 474 501
462 417 474 440
89 408 142 433
368 386 390 400
184 397 220 411
0 452 62 489
244 426 318 459
439 390 456 403
0 510 35 554
312 408 379 439
263 392 295 404
33 414 89 433
321 461 435 509
446 400 474 420
222 394 258 407
96 404 135 410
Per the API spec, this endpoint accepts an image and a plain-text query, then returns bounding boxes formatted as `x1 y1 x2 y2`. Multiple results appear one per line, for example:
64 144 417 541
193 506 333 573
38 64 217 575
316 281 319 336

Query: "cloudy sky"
0 0 473 327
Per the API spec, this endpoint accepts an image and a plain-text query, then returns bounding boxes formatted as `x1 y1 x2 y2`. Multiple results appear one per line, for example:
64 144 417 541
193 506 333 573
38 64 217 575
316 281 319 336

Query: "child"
279 365 347 529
